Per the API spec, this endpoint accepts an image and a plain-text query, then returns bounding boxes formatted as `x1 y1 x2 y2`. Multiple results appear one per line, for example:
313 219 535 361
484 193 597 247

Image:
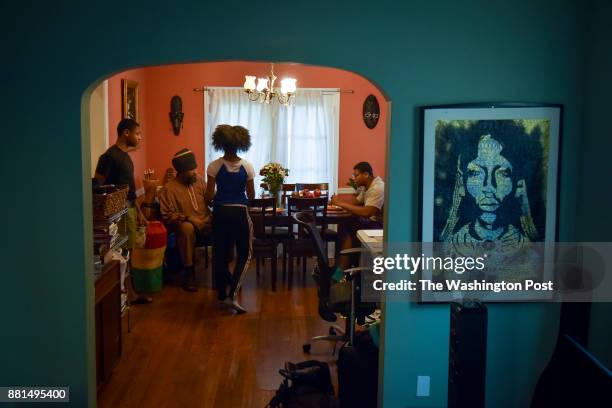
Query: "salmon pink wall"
106 68 148 190
143 62 387 189
106 62 387 190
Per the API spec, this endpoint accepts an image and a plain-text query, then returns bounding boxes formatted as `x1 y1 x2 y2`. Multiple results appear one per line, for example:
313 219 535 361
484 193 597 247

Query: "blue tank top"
214 163 248 205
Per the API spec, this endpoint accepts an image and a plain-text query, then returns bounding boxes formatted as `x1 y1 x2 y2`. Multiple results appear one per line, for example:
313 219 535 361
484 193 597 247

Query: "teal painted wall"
580 0 612 370
1 1 588 406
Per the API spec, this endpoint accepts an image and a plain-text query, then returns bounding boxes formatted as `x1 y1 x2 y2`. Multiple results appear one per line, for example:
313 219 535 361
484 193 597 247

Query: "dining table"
248 205 355 228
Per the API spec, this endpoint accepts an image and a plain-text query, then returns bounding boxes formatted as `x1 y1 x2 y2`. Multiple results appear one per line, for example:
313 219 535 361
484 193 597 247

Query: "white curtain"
204 88 340 193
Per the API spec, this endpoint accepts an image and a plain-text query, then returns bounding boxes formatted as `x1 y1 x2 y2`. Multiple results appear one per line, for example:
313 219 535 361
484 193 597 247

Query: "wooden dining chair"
281 183 296 207
248 197 280 291
258 183 292 241
284 196 329 288
295 183 337 249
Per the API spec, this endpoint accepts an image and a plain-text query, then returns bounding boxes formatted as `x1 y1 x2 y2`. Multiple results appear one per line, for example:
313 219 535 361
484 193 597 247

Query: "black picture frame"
122 79 139 122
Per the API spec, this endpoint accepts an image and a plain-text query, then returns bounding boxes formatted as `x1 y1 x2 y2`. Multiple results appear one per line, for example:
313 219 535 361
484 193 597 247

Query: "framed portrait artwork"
122 79 139 121
420 103 563 302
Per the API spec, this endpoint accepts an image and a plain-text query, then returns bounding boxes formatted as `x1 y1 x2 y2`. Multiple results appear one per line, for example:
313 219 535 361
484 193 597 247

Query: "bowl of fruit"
300 189 313 198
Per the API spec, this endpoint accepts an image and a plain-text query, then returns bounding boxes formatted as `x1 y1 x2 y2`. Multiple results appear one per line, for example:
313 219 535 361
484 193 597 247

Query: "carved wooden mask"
363 94 380 129
169 95 184 136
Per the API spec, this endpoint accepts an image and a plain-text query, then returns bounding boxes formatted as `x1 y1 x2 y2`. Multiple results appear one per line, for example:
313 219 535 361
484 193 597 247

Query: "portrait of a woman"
433 119 549 282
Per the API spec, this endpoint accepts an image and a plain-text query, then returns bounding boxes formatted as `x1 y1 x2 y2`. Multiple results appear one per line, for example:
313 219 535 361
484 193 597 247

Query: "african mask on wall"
169 95 184 136
363 94 380 129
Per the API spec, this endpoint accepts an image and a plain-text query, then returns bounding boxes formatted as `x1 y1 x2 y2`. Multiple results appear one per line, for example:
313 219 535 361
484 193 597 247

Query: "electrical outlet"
416 375 430 397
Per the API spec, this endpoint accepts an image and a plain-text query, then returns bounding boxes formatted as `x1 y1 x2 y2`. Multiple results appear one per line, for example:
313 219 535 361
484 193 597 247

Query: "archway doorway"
85 60 390 407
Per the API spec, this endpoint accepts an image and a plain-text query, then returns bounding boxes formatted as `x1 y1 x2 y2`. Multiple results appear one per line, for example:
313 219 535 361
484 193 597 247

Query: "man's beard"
183 174 197 185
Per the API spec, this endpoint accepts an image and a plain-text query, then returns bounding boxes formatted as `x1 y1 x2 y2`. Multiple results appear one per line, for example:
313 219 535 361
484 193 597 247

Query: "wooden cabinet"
95 260 122 390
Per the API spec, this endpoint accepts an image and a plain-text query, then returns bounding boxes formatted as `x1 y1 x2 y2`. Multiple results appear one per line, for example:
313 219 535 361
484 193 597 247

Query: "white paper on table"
365 229 384 237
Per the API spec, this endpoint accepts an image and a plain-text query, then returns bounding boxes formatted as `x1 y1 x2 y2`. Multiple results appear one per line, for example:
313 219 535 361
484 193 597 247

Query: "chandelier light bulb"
243 76 256 91
256 78 268 92
280 78 297 94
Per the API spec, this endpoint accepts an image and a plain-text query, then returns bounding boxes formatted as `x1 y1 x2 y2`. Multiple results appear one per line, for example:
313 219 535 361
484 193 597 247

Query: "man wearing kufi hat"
159 148 212 292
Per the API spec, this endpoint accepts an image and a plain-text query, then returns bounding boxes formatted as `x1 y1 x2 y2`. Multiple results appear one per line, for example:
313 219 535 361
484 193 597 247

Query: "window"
204 88 340 192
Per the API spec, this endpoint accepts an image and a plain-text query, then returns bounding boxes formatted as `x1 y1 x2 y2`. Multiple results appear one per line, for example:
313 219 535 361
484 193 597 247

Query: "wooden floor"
98 259 339 408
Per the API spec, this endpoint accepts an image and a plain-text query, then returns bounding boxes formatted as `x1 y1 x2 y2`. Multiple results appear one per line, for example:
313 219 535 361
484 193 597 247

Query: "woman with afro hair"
206 124 256 313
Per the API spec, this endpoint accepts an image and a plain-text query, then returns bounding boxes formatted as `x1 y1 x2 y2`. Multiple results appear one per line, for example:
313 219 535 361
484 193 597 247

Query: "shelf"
94 235 128 267
94 207 128 225
93 204 128 259
109 235 128 252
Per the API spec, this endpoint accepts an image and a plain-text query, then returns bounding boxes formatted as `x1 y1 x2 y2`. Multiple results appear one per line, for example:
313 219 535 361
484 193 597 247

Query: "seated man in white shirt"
330 162 384 269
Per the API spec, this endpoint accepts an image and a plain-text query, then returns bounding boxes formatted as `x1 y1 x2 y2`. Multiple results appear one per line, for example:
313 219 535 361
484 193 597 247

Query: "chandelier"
243 64 297 106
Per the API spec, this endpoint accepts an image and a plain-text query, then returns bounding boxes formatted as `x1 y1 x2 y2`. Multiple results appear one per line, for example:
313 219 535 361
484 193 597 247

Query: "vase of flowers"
260 162 289 207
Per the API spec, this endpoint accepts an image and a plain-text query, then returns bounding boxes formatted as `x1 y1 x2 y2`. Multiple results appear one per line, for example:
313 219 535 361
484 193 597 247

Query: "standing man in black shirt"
95 118 151 303
95 118 144 221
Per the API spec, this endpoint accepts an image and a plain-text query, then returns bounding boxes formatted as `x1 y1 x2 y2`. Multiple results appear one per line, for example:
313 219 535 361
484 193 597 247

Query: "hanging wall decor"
122 79 139 121
363 94 380 129
420 102 563 303
169 95 184 136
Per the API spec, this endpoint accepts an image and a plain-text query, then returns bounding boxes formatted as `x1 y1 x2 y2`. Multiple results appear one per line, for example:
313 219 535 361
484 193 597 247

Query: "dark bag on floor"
337 331 379 408
266 360 338 408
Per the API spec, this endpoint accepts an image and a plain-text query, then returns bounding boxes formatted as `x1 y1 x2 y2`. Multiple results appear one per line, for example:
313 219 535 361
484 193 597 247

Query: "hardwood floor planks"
98 259 338 408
